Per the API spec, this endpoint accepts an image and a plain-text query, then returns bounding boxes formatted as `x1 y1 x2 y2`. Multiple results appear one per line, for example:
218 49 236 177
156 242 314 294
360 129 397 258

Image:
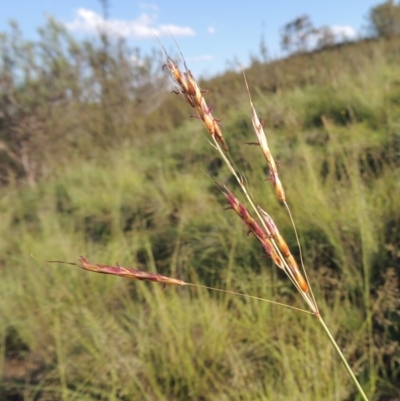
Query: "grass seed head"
163 52 228 151
270 172 286 202
213 120 228 151
270 251 285 269
185 71 203 105
292 268 309 292
257 207 308 290
249 103 285 201
78 256 186 286
224 188 280 263
165 58 189 93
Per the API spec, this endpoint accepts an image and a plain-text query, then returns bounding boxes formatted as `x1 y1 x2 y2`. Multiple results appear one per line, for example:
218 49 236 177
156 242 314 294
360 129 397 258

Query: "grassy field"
1 32 400 400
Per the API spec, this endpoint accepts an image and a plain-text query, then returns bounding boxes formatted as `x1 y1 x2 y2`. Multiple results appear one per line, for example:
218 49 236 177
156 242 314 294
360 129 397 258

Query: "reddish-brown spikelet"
274 233 290 258
285 254 309 292
212 120 229 151
258 207 309 292
286 254 300 272
224 189 261 236
223 188 284 269
203 111 214 133
291 268 309 292
163 55 228 151
165 58 189 93
260 237 274 256
78 256 186 286
270 172 286 203
270 252 285 269
258 207 290 257
258 208 277 237
185 71 203 105
297 274 309 292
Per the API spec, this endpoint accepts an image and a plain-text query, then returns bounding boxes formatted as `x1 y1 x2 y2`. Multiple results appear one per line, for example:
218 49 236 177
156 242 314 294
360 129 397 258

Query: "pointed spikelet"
185 70 203 106
77 256 186 286
78 256 186 285
212 120 229 151
250 102 277 172
258 208 308 292
247 94 286 202
163 54 228 151
223 188 284 269
250 107 277 172
270 171 286 203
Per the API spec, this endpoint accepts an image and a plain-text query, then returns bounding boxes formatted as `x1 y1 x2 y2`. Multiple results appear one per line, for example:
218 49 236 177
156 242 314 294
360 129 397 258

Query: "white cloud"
329 25 357 40
311 25 357 47
207 26 215 34
65 8 195 38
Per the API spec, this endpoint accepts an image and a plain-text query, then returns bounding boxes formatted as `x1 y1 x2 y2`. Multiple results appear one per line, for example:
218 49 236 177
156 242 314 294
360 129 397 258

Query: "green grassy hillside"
1 28 400 400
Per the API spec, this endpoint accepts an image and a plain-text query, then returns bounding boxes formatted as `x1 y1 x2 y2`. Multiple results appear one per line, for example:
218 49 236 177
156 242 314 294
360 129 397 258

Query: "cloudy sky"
1 0 379 78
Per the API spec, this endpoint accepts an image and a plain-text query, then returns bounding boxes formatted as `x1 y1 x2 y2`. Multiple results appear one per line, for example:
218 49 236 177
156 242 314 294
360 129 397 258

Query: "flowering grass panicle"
159 46 369 401
163 56 228 151
45 256 186 286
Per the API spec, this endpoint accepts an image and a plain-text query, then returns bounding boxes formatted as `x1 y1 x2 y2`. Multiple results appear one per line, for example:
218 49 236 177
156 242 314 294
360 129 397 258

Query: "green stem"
317 314 369 401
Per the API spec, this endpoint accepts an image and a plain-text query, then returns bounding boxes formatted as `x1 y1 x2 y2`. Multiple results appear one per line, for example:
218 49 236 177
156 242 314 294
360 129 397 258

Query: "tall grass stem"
317 314 369 401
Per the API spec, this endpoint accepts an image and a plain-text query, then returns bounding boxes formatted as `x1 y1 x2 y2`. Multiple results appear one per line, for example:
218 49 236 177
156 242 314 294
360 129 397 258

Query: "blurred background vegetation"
1 1 400 400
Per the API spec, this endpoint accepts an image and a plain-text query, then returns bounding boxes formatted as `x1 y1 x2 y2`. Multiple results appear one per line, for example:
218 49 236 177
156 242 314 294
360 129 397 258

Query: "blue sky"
1 0 379 78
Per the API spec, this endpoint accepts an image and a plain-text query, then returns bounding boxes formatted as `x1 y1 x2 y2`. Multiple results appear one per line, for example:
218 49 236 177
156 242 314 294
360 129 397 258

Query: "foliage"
0 19 168 186
279 15 350 55
280 15 315 54
368 0 400 38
